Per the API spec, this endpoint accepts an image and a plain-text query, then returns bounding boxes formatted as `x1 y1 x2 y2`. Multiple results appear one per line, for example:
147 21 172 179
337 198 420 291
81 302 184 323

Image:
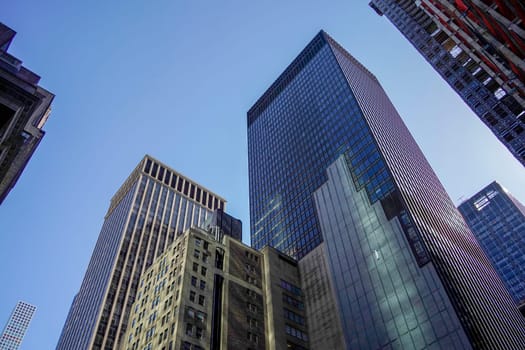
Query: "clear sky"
1 1 523 349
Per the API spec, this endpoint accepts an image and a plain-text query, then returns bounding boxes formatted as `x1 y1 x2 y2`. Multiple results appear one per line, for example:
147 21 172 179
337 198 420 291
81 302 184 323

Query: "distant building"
0 301 36 350
56 155 226 350
0 23 54 204
369 0 525 165
247 30 525 348
459 181 525 315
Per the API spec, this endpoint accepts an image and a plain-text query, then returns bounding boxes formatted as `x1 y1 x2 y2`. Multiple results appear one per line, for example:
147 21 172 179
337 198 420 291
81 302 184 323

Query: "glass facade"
315 157 469 349
248 33 382 259
0 301 36 350
248 31 525 349
369 0 525 166
56 155 225 350
458 182 525 310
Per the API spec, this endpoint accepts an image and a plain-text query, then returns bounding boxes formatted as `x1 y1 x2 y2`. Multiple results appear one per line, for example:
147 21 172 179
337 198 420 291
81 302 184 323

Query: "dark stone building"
0 23 54 204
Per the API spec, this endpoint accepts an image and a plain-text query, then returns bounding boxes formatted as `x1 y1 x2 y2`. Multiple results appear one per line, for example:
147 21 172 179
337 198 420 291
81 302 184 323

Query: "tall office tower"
56 155 225 350
0 23 54 204
247 31 525 348
0 301 36 350
458 181 525 315
368 1 525 166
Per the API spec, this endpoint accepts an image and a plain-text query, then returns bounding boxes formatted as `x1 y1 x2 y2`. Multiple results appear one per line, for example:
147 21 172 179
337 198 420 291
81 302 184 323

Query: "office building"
121 223 314 350
56 155 225 350
247 30 525 348
296 243 344 350
369 0 525 166
0 23 54 204
458 181 525 315
120 226 265 350
0 301 36 350
261 245 309 350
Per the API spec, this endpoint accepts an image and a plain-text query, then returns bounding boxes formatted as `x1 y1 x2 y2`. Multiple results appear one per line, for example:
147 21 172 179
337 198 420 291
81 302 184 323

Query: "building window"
246 275 257 285
201 266 207 277
191 276 197 287
247 332 259 344
193 262 199 272
282 294 304 310
284 308 305 325
144 159 152 173
199 280 206 290
196 311 206 323
247 303 258 313
198 295 205 306
280 279 302 296
195 327 203 339
185 324 193 336
190 291 196 302
247 316 258 328
285 324 308 342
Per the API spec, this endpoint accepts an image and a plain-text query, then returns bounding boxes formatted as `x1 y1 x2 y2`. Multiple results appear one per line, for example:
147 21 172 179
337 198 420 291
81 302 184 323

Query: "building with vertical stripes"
458 181 525 315
0 301 36 350
247 30 525 349
56 155 225 350
369 0 525 166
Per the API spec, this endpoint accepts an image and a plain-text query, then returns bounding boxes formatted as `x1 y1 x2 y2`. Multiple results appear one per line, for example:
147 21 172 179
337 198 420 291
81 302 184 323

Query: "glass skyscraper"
458 181 525 314
248 30 525 348
56 155 225 350
0 301 36 350
369 0 525 166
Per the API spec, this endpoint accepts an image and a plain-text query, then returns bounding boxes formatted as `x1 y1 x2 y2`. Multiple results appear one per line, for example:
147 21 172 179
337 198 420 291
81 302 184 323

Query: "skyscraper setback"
369 0 525 166
458 181 525 315
56 155 225 350
0 23 54 204
247 30 525 348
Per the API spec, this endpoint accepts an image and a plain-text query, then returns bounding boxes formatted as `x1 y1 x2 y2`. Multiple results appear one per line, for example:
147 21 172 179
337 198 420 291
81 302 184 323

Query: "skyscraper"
0 301 36 350
368 0 525 166
247 30 525 348
458 181 525 315
0 23 54 204
56 155 225 350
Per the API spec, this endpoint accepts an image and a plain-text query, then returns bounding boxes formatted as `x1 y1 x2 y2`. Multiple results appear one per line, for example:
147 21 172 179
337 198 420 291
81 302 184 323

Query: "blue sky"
1 1 523 349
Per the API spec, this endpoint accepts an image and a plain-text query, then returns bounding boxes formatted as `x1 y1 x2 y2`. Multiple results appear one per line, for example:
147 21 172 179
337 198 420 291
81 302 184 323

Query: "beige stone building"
120 223 350 350
120 226 266 350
